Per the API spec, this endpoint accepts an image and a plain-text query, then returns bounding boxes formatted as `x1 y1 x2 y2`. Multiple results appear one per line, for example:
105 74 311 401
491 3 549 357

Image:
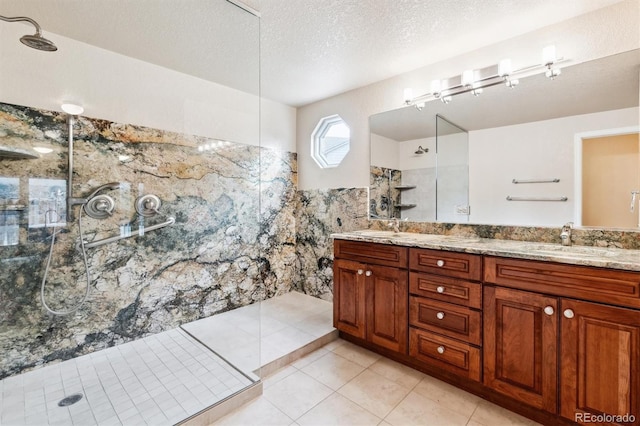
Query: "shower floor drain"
58 393 83 407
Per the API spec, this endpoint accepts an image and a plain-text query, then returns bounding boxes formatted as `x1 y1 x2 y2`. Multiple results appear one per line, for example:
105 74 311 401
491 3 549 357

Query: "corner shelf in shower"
395 204 417 209
0 205 26 211
394 185 416 190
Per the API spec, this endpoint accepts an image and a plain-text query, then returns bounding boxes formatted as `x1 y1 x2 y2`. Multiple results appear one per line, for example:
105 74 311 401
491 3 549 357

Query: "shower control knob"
135 194 162 217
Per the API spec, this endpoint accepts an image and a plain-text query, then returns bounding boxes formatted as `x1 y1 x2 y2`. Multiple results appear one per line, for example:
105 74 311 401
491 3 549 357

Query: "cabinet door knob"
437 346 445 354
365 270 372 277
543 306 554 316
563 309 575 319
357 269 364 275
436 286 445 293
436 260 445 267
436 312 445 320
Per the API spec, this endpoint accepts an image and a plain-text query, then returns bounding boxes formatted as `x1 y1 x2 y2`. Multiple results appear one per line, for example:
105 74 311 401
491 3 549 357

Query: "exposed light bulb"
461 69 474 87
542 45 557 66
430 79 441 96
498 59 512 77
505 78 519 88
403 88 413 104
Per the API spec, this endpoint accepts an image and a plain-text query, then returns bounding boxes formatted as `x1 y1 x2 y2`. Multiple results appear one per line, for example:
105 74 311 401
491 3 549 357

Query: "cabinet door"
366 264 408 353
560 299 640 425
484 286 558 412
333 259 366 339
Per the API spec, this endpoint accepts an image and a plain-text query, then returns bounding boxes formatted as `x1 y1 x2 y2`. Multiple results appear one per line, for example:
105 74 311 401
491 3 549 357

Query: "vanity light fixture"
403 45 566 108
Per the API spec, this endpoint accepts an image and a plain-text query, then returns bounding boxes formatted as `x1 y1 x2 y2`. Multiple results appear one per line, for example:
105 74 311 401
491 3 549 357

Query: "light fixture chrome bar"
512 178 560 184
83 216 175 249
506 196 568 202
405 55 569 107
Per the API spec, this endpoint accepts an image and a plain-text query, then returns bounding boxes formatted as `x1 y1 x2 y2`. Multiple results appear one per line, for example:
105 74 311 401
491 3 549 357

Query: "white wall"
0 23 296 152
469 107 639 225
296 0 639 190
370 133 399 170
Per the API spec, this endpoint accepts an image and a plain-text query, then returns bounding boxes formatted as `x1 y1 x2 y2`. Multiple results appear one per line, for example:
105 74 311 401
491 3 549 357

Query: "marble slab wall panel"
0 102 295 378
295 188 368 300
369 166 401 219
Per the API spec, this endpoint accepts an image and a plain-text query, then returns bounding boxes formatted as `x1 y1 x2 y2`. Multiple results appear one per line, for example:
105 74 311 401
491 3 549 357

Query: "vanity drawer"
410 272 482 309
334 240 408 268
410 248 481 281
410 296 482 346
484 256 640 309
410 327 481 381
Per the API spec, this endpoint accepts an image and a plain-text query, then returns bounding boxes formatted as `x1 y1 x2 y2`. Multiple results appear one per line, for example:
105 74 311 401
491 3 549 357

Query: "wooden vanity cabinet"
484 256 640 425
333 240 408 354
408 248 483 381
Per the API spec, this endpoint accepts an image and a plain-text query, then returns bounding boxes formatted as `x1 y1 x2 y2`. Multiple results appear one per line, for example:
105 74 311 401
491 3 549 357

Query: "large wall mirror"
370 49 640 229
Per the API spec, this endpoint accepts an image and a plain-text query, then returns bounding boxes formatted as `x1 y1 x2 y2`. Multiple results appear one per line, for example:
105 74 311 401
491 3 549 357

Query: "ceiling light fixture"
404 45 566 108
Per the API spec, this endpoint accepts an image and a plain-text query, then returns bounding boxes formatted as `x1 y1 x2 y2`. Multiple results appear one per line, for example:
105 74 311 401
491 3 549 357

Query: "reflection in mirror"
370 49 640 229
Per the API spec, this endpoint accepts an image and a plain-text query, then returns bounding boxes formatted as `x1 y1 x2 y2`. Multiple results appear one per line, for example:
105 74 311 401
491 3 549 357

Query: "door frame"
573 126 639 227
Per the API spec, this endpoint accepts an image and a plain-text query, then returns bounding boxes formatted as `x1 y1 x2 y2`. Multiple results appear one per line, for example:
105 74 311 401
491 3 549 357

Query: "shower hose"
40 207 91 316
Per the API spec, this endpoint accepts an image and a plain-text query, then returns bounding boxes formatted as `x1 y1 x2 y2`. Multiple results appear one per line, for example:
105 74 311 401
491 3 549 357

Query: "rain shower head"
0 15 57 52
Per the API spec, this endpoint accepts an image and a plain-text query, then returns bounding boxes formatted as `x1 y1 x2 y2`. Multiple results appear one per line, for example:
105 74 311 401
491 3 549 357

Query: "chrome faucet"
560 222 573 246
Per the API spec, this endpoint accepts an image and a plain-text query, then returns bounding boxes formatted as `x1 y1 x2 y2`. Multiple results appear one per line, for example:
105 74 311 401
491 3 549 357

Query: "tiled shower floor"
0 291 336 426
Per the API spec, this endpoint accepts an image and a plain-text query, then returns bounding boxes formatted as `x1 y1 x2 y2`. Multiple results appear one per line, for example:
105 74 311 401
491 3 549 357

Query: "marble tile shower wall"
0 102 299 379
294 188 369 300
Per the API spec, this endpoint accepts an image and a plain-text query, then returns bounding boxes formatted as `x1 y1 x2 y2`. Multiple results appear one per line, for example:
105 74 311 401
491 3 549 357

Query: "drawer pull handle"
357 269 364 275
436 312 445 320
563 309 575 319
436 286 445 293
437 346 445 354
543 306 554 316
436 260 445 267
365 271 372 277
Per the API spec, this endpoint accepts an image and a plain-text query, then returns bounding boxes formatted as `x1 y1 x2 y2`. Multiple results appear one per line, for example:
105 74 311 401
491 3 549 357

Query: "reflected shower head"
0 15 57 52
415 145 428 155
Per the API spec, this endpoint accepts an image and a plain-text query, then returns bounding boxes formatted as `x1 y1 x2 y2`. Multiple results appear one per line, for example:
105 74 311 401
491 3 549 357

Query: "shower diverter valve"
135 194 161 217
84 194 115 219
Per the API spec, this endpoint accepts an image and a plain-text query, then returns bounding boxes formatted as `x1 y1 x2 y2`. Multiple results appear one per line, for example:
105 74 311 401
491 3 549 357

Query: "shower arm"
0 15 42 36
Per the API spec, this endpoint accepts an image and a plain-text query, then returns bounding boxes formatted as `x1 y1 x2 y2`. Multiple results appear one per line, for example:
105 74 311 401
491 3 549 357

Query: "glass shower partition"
436 115 470 223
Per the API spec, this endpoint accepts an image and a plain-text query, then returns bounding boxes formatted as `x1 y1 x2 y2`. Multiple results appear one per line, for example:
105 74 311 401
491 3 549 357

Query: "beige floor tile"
301 352 365 390
296 393 381 426
263 365 298 389
323 338 346 352
384 391 470 426
331 341 381 368
212 396 293 426
338 369 412 418
470 400 542 426
368 357 425 390
412 375 481 418
263 371 333 420
290 348 329 370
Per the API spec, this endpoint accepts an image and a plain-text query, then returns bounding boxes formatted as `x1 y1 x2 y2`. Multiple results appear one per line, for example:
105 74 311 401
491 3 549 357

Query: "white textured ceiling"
0 0 629 107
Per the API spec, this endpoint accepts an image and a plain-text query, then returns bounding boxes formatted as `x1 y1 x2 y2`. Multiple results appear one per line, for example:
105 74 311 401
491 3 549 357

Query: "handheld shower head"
0 15 57 52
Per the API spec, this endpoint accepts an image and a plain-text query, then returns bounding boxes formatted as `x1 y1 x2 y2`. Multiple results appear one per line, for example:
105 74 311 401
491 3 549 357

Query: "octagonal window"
311 114 350 168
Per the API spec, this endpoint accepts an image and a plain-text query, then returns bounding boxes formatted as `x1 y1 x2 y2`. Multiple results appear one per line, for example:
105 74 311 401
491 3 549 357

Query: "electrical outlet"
455 205 470 215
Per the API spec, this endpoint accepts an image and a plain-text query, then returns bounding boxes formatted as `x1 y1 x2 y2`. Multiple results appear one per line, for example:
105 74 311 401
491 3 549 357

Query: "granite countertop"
331 230 640 272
